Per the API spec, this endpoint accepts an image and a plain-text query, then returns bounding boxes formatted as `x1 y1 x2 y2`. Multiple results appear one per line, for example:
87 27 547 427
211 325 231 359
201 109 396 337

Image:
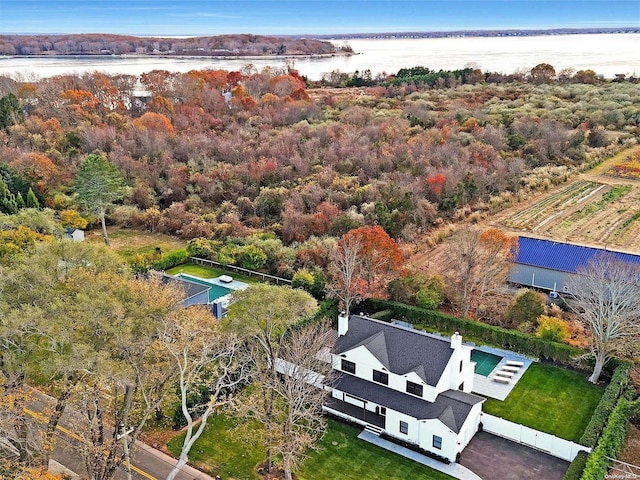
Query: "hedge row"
579 363 631 448
365 299 581 363
150 249 188 271
563 451 589 480
580 397 635 480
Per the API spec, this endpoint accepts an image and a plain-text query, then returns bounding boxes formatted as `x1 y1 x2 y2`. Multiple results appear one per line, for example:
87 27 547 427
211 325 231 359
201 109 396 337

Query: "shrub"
150 249 188 271
292 268 314 291
563 451 589 480
365 299 581 363
579 363 630 448
580 397 634 480
370 309 394 322
507 289 545 326
536 315 570 343
238 244 267 270
186 237 220 259
415 276 445 310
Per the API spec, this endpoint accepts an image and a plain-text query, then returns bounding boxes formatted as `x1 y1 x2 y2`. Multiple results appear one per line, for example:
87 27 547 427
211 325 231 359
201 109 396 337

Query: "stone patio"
470 345 534 400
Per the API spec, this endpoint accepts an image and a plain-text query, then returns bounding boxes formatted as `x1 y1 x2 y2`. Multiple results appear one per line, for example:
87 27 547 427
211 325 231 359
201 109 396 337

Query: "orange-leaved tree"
328 225 403 316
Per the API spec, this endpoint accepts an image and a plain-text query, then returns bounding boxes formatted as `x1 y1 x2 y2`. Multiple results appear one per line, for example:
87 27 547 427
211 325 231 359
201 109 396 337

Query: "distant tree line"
0 33 337 56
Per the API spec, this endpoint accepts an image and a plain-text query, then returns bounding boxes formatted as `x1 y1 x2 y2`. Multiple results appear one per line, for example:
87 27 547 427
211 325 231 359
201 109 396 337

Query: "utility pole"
117 422 134 480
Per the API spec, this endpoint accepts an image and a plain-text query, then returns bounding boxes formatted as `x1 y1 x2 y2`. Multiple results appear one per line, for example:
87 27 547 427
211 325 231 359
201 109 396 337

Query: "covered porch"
324 397 386 429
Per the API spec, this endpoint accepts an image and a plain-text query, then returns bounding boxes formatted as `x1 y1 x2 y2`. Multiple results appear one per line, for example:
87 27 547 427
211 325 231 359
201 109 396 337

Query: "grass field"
166 415 454 480
87 227 186 260
165 263 260 284
483 362 604 442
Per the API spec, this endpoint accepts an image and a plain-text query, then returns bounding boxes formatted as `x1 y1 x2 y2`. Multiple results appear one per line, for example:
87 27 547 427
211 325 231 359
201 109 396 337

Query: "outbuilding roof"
514 236 640 273
334 315 455 386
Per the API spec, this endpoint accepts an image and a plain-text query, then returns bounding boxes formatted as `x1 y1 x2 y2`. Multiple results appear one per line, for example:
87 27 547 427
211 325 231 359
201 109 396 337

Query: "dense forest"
0 33 340 56
0 63 638 281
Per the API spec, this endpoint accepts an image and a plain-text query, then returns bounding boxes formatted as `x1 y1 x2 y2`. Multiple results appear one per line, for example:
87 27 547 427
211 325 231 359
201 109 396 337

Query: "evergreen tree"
0 177 17 214
0 93 23 130
74 154 125 245
26 188 40 209
15 192 25 209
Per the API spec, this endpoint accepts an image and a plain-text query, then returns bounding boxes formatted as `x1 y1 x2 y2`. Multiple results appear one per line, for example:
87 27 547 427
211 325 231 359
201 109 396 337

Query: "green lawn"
297 419 455 480
166 263 260 284
166 415 454 480
166 414 265 480
483 362 604 442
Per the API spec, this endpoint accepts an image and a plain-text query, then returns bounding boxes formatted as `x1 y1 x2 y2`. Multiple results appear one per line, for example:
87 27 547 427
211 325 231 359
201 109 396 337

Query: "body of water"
0 34 637 81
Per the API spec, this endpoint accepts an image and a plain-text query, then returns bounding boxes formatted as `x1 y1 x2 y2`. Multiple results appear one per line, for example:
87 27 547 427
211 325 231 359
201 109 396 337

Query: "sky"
1 1 638 36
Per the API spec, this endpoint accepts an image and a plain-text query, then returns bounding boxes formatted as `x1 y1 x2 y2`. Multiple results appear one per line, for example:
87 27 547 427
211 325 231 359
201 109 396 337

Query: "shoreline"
0 51 355 61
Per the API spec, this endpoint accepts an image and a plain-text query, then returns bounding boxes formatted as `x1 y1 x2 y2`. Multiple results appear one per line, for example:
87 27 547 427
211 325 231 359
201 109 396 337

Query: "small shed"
64 228 85 242
508 236 640 293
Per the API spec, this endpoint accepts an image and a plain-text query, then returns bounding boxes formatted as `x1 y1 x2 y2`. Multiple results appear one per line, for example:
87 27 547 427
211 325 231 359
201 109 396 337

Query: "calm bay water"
0 34 638 81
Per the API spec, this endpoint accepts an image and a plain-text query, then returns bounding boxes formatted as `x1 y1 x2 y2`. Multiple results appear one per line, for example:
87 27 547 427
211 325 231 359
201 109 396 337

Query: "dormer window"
373 369 389 385
406 380 423 397
341 359 356 374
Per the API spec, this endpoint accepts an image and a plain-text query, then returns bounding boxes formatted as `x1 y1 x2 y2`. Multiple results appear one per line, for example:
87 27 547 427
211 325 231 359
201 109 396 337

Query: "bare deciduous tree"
224 284 318 474
567 254 640 384
445 227 516 318
273 323 334 480
326 233 364 317
162 307 251 480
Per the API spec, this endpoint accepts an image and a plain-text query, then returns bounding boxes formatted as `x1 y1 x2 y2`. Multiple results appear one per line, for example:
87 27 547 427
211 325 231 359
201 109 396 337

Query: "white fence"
480 413 591 462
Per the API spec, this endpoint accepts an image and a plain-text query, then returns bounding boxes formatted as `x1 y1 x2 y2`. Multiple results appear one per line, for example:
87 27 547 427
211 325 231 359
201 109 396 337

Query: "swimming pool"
471 350 503 376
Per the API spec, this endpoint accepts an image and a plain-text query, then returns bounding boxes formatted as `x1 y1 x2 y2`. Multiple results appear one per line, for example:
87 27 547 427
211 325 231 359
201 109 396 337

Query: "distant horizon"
2 26 638 39
2 1 639 36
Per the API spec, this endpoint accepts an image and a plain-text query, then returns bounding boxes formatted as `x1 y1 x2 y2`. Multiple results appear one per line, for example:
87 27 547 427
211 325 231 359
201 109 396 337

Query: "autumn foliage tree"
328 225 403 315
445 227 517 319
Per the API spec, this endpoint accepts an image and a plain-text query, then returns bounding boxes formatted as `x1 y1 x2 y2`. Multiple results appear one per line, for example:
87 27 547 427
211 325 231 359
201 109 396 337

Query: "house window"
373 370 389 385
433 435 442 449
341 359 356 374
399 421 408 435
406 380 423 397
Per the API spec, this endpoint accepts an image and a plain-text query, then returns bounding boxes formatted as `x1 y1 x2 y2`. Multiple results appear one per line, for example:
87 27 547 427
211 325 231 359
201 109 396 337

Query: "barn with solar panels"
508 236 640 294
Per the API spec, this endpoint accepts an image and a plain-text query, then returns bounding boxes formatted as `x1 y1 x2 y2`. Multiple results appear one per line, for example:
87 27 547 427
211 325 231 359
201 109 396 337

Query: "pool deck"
470 345 534 401
175 273 249 291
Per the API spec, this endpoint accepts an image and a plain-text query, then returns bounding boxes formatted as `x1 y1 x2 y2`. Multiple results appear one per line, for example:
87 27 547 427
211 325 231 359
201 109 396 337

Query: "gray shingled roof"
332 373 484 433
162 274 210 300
334 315 455 386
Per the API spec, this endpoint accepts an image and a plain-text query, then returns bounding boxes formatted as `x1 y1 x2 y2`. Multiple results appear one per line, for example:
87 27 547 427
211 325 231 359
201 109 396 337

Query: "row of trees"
0 69 636 253
0 33 337 56
0 239 337 479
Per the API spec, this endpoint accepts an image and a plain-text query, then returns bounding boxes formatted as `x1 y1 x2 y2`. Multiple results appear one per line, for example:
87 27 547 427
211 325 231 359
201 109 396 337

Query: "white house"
64 228 85 242
324 313 485 463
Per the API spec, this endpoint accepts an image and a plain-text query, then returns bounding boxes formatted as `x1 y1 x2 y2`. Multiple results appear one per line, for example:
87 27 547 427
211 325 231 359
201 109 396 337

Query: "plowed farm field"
497 146 640 251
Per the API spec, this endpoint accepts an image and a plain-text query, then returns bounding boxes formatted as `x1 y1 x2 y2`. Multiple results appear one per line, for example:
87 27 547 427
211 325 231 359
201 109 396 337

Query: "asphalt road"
26 391 214 480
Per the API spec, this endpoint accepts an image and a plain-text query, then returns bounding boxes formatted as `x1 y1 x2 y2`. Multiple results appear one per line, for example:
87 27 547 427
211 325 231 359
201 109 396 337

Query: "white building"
325 314 485 463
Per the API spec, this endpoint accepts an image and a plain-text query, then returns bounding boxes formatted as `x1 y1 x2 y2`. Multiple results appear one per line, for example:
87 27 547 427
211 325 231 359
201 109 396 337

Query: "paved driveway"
459 431 570 480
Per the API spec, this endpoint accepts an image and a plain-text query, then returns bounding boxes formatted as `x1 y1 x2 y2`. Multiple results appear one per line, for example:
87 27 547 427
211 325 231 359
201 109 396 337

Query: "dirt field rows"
498 146 640 252
407 145 640 272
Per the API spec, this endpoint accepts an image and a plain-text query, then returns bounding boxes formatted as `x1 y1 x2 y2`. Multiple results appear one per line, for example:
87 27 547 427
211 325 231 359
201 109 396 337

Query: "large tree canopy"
567 254 640 383
73 153 125 245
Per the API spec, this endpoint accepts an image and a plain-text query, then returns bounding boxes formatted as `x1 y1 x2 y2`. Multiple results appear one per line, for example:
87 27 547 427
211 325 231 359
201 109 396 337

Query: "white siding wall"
385 409 421 444
435 343 475 395
419 419 459 462
334 348 437 401
457 402 483 451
